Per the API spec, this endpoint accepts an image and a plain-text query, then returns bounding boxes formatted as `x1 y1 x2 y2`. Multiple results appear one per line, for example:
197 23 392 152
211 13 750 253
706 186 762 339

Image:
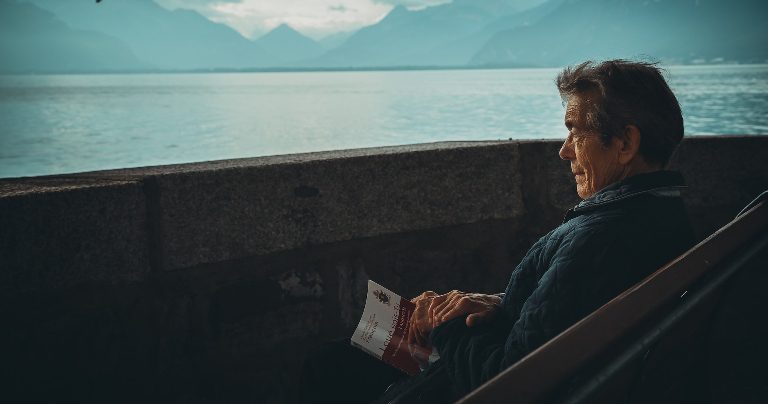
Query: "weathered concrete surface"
0 136 767 403
0 178 150 294
98 141 525 271
670 136 768 239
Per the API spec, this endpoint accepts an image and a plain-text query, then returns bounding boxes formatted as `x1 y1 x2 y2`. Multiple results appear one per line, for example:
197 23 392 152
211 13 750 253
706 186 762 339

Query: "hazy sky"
154 0 452 40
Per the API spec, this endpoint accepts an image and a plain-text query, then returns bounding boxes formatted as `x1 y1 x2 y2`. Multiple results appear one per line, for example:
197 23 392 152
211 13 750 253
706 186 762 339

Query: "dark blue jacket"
430 170 695 396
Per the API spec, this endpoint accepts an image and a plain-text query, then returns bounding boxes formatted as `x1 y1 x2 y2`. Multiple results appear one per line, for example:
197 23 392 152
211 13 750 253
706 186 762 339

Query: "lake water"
1 65 767 178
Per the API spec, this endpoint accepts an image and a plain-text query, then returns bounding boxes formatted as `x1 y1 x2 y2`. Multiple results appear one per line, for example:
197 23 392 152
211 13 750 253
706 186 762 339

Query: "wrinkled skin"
407 291 502 349
559 94 630 199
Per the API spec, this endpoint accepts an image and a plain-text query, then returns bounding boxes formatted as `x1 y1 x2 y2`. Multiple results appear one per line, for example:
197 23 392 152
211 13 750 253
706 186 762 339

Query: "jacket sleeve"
430 228 619 394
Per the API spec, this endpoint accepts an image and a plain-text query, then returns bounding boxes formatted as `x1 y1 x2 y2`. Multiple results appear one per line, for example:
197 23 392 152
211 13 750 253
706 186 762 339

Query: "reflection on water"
0 65 766 178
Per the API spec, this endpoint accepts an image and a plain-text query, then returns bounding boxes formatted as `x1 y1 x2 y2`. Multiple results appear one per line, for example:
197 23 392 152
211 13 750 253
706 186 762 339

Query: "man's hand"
430 291 502 328
407 290 502 349
408 291 439 348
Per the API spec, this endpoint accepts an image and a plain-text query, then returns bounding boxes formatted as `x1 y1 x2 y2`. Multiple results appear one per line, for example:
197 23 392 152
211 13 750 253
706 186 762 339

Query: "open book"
350 280 439 375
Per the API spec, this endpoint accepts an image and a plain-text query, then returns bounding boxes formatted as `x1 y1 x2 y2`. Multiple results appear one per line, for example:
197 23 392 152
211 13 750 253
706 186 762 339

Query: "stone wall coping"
1 135 766 291
1 135 761 187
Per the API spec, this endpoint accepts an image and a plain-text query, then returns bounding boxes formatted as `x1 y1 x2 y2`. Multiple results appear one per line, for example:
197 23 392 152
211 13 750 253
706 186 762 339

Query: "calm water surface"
1 65 767 178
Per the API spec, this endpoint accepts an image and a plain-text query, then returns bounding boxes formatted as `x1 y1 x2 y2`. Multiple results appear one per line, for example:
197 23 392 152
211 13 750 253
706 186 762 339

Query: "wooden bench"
457 191 768 403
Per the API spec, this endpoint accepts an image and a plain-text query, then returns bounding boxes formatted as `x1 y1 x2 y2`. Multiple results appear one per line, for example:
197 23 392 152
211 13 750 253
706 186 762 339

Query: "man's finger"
411 290 437 303
466 311 485 327
437 306 466 323
436 295 470 322
466 308 498 327
432 293 460 319
428 295 452 322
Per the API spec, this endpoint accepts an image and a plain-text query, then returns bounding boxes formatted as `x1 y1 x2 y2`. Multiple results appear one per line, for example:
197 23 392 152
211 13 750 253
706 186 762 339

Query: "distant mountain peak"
275 23 295 30
261 23 313 41
255 21 324 65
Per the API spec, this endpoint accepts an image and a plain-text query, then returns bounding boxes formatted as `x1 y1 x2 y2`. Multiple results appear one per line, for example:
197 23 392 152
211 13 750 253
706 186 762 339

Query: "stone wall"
1 136 766 403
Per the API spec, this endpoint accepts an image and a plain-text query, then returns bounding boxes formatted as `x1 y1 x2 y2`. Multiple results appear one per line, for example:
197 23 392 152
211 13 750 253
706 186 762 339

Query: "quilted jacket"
429 170 695 396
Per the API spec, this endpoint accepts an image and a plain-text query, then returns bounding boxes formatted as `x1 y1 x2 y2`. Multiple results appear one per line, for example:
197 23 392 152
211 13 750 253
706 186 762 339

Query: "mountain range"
24 0 270 70
304 0 549 67
1 0 766 73
471 0 768 67
0 0 145 72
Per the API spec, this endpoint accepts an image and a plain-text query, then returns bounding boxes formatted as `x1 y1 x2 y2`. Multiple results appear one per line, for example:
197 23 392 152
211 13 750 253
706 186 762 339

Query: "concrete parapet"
0 178 149 294
670 135 768 237
130 141 524 271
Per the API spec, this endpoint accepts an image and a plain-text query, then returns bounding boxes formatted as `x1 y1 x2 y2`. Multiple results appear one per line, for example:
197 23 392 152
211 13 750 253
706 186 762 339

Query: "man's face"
559 94 624 199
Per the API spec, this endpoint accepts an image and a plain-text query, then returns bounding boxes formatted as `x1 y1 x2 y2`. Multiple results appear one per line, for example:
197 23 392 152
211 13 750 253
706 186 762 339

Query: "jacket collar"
567 170 687 217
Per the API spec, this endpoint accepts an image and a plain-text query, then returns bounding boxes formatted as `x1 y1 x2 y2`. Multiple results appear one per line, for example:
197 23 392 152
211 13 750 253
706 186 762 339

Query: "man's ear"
617 124 641 165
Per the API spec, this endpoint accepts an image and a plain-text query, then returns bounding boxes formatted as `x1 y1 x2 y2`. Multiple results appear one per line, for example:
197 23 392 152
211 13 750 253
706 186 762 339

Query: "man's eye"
571 132 588 143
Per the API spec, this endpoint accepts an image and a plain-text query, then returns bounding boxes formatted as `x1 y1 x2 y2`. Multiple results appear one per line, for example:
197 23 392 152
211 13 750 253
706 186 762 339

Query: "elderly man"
391 59 696 402
300 60 695 404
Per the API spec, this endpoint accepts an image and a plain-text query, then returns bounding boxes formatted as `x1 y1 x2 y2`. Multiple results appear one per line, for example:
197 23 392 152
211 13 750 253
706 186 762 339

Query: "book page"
350 280 439 375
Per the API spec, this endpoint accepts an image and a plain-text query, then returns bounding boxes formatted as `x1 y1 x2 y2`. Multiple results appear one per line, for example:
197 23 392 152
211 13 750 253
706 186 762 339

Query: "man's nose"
559 137 574 161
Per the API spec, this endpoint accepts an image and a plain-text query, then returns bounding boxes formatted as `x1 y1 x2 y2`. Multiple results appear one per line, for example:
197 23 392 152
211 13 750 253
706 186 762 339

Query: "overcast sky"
154 0 452 40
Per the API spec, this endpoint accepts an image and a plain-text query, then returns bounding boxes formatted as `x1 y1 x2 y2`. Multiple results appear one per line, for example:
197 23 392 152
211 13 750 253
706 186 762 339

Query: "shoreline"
2 62 767 76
